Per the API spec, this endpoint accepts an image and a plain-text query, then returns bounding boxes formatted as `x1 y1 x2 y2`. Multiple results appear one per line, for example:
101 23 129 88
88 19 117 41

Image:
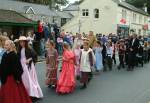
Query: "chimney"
143 3 148 13
144 7 148 13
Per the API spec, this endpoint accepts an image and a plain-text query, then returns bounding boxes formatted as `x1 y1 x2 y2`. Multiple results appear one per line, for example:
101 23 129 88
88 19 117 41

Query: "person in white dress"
17 36 43 98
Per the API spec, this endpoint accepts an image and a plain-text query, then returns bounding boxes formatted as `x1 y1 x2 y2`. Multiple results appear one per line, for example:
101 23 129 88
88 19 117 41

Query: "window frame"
122 9 127 19
94 8 99 19
133 13 137 23
82 9 89 17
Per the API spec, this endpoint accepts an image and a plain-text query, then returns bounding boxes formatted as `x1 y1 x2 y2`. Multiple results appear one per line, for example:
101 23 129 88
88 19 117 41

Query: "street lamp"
78 0 81 33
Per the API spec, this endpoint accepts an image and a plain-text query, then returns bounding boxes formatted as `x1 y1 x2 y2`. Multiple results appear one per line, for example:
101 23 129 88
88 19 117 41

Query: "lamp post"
78 0 81 33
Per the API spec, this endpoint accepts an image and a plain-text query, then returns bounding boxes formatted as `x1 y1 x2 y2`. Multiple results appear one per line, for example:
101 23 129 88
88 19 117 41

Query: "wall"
117 6 149 35
62 0 118 35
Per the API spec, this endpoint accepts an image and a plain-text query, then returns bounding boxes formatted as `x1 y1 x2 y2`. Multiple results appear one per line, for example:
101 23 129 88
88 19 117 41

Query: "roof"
0 9 36 25
64 0 149 16
56 11 73 18
112 0 149 16
0 0 57 17
63 4 79 11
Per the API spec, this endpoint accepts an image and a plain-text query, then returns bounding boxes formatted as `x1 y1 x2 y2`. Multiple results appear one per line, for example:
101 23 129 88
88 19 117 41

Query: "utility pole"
78 0 81 33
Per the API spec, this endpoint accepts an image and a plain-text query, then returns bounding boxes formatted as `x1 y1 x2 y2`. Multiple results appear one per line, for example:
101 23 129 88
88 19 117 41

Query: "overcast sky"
68 0 77 3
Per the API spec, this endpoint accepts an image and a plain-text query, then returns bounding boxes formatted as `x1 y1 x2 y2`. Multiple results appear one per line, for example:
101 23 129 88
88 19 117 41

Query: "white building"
62 0 149 36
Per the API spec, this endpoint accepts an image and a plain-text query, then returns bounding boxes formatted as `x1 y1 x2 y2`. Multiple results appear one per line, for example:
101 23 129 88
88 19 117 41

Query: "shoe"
103 69 107 72
80 85 87 89
117 66 120 70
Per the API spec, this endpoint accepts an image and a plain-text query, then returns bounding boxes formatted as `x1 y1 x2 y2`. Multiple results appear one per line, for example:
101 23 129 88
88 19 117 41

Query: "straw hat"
18 36 27 41
82 37 89 41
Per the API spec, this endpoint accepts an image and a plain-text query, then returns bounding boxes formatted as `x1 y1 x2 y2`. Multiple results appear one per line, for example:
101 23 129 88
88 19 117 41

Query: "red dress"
0 76 32 103
0 51 32 103
56 50 76 94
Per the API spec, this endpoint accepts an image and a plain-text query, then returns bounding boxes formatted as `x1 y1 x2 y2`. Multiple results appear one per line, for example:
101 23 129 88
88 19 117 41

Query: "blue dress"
94 47 103 71
0 48 5 64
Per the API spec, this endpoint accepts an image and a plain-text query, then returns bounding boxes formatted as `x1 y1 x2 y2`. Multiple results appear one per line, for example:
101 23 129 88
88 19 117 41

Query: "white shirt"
73 38 83 49
132 39 135 46
106 47 113 58
80 48 95 72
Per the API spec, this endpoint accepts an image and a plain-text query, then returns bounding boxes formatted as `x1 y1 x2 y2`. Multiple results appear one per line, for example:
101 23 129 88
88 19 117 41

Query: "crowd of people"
0 27 150 103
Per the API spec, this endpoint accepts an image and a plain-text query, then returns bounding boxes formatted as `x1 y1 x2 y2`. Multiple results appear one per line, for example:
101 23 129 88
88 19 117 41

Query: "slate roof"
56 11 73 18
0 0 69 17
63 4 79 11
0 9 35 24
112 0 149 16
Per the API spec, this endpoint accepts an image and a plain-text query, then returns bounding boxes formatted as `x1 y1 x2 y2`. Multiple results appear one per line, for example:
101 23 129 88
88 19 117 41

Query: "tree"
72 0 84 5
15 0 68 9
126 0 150 14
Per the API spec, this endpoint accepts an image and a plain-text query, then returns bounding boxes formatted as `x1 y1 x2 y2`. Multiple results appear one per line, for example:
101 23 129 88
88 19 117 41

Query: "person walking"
45 40 58 88
117 39 126 70
80 40 95 89
56 42 76 94
128 34 139 71
17 36 43 98
93 41 103 72
0 40 32 103
105 41 113 71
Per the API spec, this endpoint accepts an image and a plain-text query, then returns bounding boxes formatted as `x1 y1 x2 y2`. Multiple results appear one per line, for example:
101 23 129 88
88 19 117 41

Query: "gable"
25 7 35 14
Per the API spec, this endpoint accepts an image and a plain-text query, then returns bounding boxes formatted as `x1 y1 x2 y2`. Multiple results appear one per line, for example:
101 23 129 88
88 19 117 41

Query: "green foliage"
15 0 68 9
72 0 84 5
126 0 150 14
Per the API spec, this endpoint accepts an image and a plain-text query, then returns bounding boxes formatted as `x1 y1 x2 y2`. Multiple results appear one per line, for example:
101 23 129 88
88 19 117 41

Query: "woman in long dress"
17 36 43 98
45 40 58 87
56 42 76 94
94 41 103 72
0 40 32 103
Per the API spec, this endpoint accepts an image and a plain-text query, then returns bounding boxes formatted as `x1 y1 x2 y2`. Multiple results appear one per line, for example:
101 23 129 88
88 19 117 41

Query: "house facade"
0 9 37 38
62 0 149 36
115 0 149 36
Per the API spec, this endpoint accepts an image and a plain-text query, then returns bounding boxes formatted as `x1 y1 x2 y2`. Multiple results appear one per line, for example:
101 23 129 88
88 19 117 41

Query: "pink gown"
21 48 43 98
56 50 76 94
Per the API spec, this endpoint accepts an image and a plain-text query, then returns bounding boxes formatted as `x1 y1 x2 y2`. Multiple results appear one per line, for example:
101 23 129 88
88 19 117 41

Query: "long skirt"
45 68 57 86
21 60 43 98
95 53 103 71
56 62 75 94
80 72 90 84
0 75 32 103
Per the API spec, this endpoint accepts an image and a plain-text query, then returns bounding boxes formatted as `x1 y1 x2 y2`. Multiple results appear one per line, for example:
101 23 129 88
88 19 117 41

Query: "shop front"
117 24 129 38
0 9 37 39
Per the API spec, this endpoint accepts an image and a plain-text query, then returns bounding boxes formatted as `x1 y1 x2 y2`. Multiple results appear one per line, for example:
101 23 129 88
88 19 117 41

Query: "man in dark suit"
128 34 139 71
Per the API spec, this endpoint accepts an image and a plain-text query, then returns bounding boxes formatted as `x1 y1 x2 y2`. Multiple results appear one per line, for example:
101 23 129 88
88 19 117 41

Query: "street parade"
0 0 150 103
1 21 150 102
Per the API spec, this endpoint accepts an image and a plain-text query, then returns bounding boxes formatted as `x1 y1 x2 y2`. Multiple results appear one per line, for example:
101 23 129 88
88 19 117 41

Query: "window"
143 30 146 35
82 9 89 16
138 29 141 35
122 9 127 19
94 9 99 18
139 15 142 24
144 17 147 23
61 18 67 26
41 16 45 22
133 13 137 23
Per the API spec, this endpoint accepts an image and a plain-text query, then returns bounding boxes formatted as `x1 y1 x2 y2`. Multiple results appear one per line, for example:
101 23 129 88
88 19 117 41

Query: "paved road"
35 62 150 103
